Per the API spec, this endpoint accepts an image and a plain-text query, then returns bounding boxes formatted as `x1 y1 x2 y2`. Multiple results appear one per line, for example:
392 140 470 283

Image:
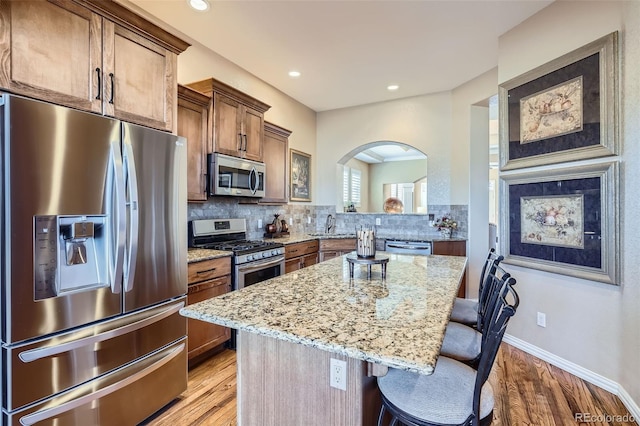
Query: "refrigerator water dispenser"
33 215 109 299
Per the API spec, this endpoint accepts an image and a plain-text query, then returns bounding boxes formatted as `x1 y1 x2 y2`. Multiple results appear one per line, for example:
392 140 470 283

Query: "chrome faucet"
324 214 335 234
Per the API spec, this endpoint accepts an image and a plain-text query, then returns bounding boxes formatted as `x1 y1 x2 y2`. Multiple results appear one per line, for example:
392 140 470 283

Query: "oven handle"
237 255 284 274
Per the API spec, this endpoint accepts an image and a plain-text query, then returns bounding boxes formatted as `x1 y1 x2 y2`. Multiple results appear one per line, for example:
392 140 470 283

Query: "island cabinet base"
237 331 381 425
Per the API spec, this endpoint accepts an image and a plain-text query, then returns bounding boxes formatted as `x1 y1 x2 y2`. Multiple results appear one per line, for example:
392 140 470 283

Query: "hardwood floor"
143 344 634 426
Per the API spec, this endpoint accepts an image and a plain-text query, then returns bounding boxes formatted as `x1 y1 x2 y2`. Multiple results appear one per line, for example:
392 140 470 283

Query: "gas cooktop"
189 218 284 260
201 239 283 255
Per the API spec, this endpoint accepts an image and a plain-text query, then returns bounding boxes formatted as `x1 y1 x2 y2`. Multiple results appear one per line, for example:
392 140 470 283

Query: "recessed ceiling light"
387 85 399 91
288 71 301 78
188 0 210 12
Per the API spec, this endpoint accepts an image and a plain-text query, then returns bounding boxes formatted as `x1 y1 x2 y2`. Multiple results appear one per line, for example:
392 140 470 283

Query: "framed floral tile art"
499 160 619 285
499 32 619 170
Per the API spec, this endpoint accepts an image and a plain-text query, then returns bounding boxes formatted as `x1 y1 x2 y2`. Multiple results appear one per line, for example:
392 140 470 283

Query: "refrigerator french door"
1 94 188 425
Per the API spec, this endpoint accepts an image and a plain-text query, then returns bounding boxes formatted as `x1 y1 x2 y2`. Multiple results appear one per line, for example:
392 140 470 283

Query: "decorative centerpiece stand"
346 252 390 279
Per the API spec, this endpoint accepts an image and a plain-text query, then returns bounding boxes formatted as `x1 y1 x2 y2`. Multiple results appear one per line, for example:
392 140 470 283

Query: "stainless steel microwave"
208 153 265 198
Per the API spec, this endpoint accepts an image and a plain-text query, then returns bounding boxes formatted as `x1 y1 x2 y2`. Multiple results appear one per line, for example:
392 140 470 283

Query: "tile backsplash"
188 199 467 240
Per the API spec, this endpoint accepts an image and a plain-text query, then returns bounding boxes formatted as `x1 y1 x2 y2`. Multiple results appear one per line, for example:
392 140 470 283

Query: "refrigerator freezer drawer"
3 298 186 412
4 339 187 426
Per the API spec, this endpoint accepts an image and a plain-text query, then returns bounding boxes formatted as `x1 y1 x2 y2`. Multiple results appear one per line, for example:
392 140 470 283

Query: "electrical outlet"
307 216 312 224
257 219 262 229
289 217 293 225
375 217 381 226
537 312 546 328
330 358 347 390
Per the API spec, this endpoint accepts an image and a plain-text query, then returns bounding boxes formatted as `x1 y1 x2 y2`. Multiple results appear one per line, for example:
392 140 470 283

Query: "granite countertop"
181 253 467 375
187 248 233 263
261 233 465 246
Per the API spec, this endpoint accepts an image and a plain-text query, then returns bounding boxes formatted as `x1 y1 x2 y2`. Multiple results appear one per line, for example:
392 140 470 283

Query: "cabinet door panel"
261 126 288 203
103 24 175 131
319 251 342 262
302 253 318 268
0 0 102 112
243 106 263 161
213 93 242 155
285 258 302 274
187 276 231 359
178 92 209 202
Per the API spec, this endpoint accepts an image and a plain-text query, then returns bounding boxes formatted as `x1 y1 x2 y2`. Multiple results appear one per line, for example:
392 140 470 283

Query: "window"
343 167 361 207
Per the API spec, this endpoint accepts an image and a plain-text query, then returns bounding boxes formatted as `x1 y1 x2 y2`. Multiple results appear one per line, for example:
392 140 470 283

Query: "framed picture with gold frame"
499 32 619 170
290 149 311 202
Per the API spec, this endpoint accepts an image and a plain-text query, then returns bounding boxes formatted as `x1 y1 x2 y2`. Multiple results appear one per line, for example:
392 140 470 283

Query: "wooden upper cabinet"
260 121 291 204
103 23 177 131
0 0 103 113
213 93 244 156
242 106 264 161
0 0 189 132
178 85 210 202
187 78 270 162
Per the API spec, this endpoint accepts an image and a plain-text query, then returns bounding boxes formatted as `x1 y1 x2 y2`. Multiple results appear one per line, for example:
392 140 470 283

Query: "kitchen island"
180 253 467 425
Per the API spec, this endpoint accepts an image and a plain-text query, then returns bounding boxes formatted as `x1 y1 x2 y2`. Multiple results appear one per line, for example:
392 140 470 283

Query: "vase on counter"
440 228 452 239
356 225 376 258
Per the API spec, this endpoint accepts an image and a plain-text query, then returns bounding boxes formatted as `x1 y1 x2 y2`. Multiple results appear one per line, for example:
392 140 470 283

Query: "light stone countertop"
187 249 233 263
181 253 467 375
263 233 356 245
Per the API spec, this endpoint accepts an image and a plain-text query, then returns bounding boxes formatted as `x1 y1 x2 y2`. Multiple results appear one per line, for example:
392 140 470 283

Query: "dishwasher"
384 239 432 255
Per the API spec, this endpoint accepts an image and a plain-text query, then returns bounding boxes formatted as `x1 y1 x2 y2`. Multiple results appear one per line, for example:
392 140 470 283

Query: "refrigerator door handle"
107 140 126 294
123 142 139 292
18 301 185 363
18 343 185 425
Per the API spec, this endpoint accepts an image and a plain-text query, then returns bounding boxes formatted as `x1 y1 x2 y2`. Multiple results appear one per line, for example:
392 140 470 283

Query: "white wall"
451 69 498 299
497 0 639 405
316 93 454 207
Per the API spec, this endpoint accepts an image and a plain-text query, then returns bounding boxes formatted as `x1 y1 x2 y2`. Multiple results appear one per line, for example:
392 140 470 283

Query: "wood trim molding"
178 84 211 106
264 121 292 138
74 0 191 54
187 77 271 113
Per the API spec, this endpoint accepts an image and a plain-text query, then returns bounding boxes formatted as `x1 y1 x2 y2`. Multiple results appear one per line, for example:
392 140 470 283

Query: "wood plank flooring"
143 344 635 426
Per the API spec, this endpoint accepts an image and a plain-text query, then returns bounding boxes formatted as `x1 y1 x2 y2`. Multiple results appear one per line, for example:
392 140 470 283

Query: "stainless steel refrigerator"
0 93 188 425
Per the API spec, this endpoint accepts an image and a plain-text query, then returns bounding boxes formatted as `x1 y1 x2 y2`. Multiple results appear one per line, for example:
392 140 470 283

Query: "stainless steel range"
188 218 285 291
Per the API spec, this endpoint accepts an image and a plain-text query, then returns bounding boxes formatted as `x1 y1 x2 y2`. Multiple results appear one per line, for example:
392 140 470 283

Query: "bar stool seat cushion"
440 322 482 361
377 356 494 424
450 298 478 325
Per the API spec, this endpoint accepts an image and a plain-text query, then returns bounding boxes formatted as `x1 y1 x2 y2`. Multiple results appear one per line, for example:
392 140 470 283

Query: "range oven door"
235 255 285 290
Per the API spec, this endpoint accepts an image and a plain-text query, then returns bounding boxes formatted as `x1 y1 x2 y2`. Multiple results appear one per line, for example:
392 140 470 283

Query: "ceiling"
126 0 553 113
354 144 426 164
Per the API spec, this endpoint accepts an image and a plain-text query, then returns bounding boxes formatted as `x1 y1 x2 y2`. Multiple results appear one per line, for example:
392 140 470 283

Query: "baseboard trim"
503 334 640 421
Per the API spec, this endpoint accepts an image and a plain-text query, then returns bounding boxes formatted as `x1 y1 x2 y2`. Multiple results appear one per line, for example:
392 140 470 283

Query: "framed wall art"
499 160 619 285
499 31 619 171
290 149 311 202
